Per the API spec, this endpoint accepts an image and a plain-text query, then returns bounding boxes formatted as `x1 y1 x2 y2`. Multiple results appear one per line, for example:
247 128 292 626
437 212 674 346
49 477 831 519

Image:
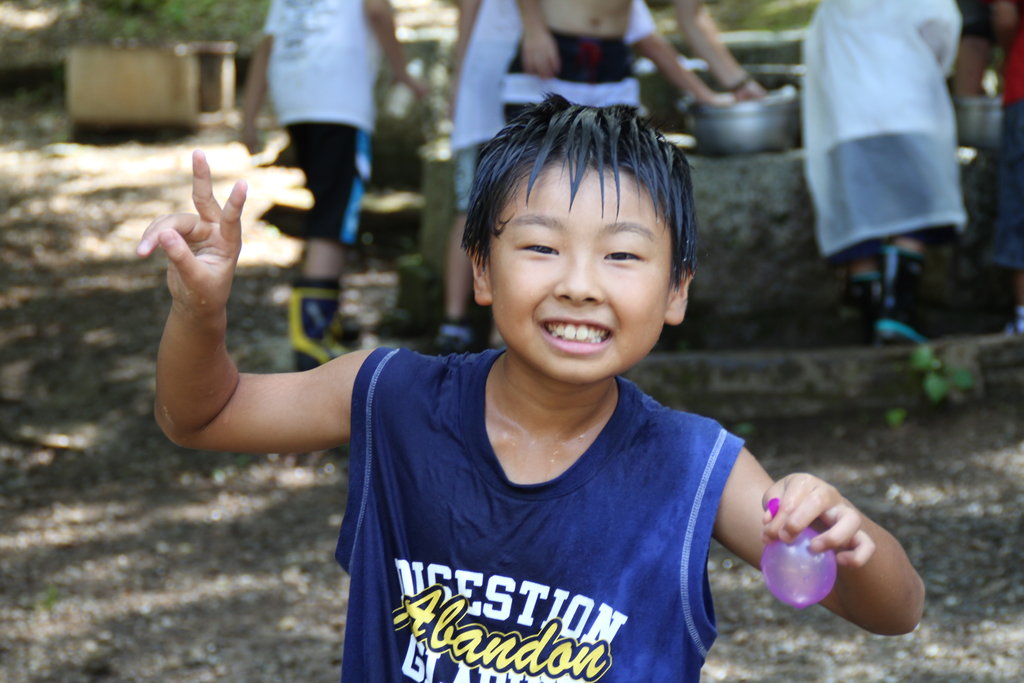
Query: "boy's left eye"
606 252 640 261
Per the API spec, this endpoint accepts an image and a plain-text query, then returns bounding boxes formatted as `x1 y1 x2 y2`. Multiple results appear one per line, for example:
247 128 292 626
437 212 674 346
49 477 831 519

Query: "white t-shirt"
802 0 966 256
451 0 657 151
263 0 381 131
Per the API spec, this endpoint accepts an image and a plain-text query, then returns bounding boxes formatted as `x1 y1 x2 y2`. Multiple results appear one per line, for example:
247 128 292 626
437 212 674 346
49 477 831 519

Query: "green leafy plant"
908 345 975 405
90 0 269 44
708 0 821 32
885 407 908 429
36 585 60 611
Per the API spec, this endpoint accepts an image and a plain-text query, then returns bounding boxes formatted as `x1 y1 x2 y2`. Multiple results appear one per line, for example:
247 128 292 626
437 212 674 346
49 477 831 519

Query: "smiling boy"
138 96 924 681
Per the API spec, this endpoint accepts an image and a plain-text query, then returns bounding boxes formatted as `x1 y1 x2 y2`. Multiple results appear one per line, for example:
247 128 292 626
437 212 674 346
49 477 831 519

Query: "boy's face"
473 165 691 387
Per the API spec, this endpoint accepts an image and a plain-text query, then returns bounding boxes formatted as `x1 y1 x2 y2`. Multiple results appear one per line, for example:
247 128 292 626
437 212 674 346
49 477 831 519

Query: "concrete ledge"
627 334 1024 421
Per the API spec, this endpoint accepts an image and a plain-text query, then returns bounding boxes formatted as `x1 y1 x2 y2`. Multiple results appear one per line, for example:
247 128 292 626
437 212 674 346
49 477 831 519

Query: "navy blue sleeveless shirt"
336 349 743 682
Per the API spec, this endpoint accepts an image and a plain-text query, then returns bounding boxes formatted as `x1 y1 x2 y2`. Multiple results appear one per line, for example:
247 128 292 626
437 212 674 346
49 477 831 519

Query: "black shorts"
504 32 633 122
507 31 632 84
958 0 994 40
287 122 371 245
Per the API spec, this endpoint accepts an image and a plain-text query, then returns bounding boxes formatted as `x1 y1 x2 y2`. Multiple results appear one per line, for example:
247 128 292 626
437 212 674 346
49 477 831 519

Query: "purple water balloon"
760 499 837 608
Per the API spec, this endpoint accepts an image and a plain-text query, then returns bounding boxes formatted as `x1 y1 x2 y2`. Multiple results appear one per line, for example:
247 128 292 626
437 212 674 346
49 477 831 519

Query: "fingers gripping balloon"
760 498 837 608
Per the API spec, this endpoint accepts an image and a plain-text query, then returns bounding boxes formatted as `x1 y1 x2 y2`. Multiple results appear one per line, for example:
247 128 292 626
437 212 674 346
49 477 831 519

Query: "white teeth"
548 323 608 343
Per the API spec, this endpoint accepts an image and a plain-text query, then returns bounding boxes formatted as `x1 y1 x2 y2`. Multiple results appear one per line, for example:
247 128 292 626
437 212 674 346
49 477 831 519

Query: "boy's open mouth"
545 322 610 344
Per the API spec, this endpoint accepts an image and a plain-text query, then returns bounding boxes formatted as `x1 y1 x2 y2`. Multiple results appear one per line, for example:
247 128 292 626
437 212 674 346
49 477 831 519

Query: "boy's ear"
664 275 693 326
472 256 493 307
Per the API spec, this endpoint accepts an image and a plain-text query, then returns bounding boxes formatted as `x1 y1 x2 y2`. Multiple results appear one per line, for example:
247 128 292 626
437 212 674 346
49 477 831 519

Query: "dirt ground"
2 81 1024 683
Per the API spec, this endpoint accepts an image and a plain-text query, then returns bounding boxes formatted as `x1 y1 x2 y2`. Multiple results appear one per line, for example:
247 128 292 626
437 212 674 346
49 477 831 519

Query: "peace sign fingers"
137 149 249 315
189 150 247 260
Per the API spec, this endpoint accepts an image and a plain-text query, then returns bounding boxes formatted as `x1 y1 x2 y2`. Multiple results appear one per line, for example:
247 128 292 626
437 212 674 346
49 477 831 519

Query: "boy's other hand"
136 150 247 317
761 473 876 569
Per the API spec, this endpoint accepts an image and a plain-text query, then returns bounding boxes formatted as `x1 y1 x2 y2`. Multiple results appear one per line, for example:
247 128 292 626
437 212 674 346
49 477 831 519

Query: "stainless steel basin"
685 87 800 156
954 95 1002 150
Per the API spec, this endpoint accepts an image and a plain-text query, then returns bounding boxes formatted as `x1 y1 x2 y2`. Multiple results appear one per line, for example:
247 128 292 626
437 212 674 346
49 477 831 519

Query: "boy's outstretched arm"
364 0 429 99
632 32 732 106
137 151 369 454
715 449 925 635
241 34 273 155
672 0 765 100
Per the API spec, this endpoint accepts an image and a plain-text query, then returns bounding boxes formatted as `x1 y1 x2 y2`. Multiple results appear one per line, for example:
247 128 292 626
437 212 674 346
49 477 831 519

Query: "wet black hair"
462 94 698 284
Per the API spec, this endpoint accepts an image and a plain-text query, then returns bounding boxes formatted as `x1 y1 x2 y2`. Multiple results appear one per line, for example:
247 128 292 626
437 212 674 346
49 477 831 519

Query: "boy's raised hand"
136 150 247 317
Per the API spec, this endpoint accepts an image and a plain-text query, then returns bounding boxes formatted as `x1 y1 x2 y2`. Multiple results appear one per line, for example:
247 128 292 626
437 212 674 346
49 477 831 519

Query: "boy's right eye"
525 245 557 255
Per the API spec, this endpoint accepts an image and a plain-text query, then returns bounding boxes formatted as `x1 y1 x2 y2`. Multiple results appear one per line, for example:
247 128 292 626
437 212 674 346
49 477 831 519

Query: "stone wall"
679 148 1006 350
416 144 1005 350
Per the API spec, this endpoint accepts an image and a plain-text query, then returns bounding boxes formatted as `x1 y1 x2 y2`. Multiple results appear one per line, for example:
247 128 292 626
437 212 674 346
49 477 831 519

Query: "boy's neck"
483 354 619 485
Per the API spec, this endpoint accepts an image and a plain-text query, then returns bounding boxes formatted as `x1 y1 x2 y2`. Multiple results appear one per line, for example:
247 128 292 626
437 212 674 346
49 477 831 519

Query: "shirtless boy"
504 0 765 117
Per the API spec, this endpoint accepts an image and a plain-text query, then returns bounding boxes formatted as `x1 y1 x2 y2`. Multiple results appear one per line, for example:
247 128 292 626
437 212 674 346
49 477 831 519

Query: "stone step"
627 333 1024 421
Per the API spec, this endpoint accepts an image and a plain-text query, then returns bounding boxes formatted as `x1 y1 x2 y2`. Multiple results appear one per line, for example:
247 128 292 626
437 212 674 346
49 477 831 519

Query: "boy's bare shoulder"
279 348 379 421
319 348 379 385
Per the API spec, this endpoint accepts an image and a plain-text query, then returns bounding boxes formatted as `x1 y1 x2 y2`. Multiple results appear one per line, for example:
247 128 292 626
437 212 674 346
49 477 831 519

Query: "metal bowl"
685 87 800 156
954 95 1002 150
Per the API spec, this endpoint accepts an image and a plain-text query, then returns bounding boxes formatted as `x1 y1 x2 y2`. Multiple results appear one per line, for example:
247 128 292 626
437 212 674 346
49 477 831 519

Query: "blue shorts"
994 99 1024 270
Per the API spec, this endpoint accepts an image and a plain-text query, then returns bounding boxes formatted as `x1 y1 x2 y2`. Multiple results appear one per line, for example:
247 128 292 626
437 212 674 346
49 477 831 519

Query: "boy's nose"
554 257 603 304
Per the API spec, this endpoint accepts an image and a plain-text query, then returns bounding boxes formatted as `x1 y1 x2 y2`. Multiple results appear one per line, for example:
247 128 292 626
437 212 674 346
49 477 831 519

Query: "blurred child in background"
989 0 1024 334
802 0 966 345
242 0 427 370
